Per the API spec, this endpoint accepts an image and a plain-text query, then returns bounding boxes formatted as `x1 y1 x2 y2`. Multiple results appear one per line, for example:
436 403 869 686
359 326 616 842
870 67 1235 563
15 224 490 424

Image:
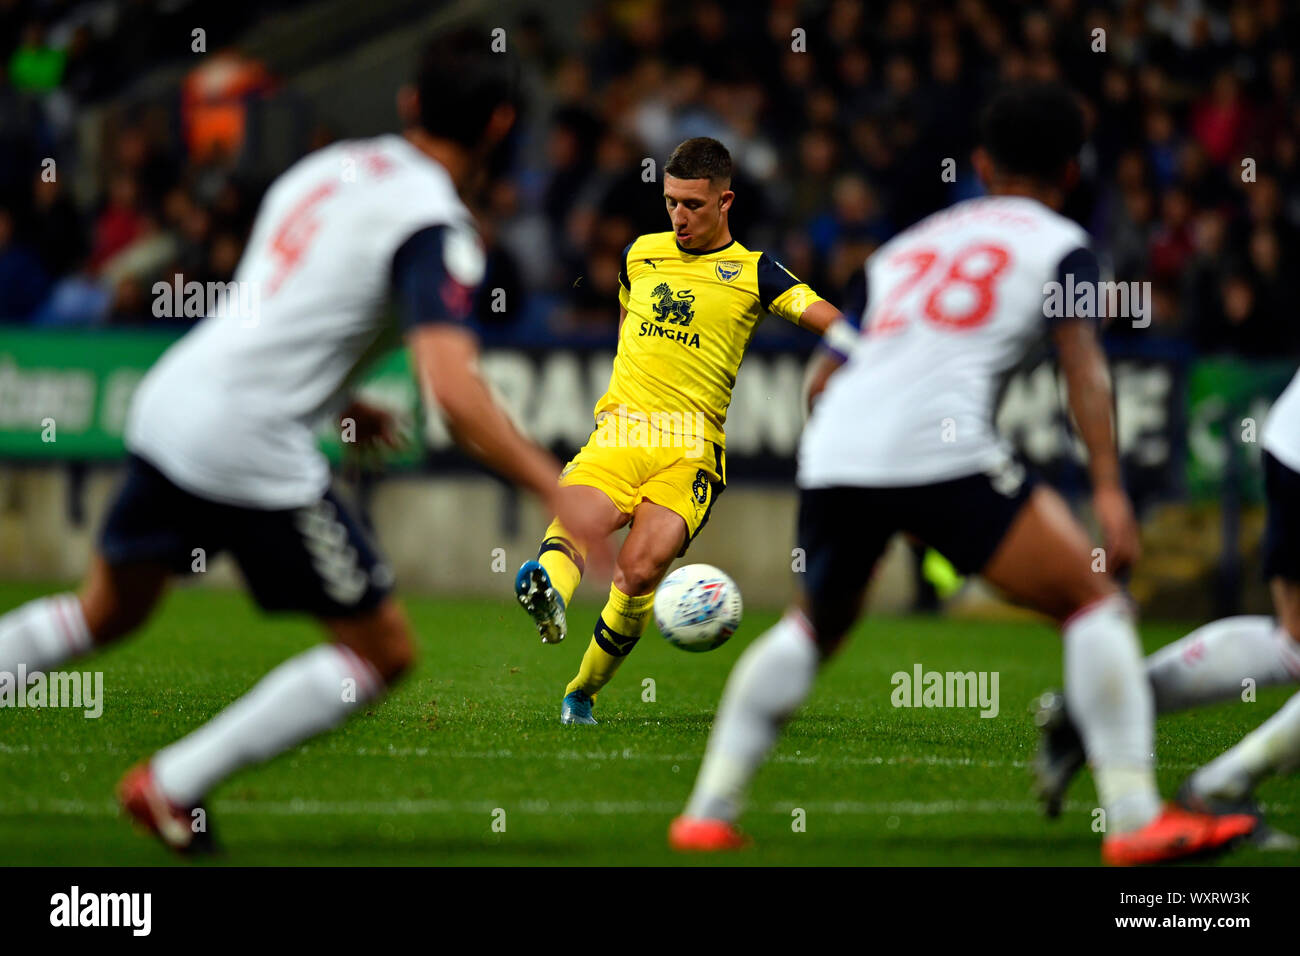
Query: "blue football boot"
515 560 567 645
560 689 597 725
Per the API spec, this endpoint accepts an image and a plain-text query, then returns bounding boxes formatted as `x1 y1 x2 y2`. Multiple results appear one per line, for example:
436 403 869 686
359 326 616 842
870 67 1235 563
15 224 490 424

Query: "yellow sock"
537 519 586 607
565 585 655 698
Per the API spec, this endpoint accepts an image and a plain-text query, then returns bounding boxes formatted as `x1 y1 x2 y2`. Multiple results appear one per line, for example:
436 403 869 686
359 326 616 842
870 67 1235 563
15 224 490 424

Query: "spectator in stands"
30 172 84 277
2 0 1299 355
1191 69 1251 167
88 172 146 274
0 204 48 320
8 21 63 93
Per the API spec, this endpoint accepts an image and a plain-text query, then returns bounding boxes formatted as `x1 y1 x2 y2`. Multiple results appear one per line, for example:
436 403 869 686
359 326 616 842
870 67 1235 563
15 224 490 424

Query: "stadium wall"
0 329 1289 617
0 464 922 613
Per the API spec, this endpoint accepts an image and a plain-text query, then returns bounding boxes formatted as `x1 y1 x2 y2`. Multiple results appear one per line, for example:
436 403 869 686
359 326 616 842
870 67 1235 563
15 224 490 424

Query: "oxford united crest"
716 261 742 282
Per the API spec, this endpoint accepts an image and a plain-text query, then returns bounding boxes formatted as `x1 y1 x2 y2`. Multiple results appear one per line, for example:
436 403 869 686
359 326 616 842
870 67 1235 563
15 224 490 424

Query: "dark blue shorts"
797 462 1036 613
1263 451 1300 583
100 454 393 618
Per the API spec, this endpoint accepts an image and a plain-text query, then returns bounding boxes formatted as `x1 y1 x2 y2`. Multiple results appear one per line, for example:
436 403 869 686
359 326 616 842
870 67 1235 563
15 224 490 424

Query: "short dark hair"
415 27 519 146
979 84 1085 183
664 137 733 184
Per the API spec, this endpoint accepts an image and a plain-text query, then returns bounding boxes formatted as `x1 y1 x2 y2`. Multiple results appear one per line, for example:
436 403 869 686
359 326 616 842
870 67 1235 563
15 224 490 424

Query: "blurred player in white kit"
1036 365 1300 850
0 28 606 853
671 84 1257 866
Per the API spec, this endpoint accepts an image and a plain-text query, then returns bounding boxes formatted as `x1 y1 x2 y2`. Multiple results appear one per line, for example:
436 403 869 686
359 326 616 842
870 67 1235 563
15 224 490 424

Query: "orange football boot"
669 816 752 852
1101 803 1256 866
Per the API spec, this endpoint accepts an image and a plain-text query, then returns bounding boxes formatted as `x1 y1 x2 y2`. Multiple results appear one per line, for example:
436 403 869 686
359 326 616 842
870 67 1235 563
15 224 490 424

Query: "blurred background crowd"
1 0 1298 354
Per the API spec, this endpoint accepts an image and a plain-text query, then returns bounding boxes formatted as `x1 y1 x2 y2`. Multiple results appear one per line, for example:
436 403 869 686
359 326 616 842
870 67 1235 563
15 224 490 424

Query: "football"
653 563 743 652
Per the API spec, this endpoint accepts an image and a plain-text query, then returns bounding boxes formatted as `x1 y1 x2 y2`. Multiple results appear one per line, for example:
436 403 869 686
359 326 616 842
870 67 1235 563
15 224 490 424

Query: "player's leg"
1138 452 1300 713
560 499 685 723
1032 609 1300 816
560 448 724 723
981 486 1156 825
673 486 883 848
1177 577 1300 818
0 454 183 677
1038 578 1300 845
1037 449 1300 833
126 597 413 852
981 484 1254 861
517 484 628 644
1140 614 1300 713
516 438 635 644
0 556 168 676
119 488 403 853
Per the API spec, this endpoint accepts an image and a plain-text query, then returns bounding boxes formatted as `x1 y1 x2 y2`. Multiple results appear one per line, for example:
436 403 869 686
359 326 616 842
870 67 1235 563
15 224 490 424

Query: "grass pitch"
1 580 1296 866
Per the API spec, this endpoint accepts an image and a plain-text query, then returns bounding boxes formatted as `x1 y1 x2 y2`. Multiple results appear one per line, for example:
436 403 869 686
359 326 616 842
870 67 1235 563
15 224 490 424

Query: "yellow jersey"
596 231 824 448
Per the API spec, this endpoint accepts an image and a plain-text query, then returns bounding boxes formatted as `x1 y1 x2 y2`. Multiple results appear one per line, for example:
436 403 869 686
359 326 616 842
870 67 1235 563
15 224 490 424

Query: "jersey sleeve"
757 252 824 324
617 241 634 310
1048 245 1101 327
390 223 487 332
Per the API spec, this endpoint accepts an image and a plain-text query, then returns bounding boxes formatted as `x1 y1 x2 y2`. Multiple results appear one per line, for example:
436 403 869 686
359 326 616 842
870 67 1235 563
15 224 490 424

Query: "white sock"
1190 690 1300 802
152 643 384 806
1146 616 1300 713
684 611 820 822
0 594 93 675
1063 595 1162 833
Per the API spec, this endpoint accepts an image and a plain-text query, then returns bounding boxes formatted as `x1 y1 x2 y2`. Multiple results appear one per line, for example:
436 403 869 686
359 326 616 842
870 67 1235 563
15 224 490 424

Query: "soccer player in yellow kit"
514 137 852 723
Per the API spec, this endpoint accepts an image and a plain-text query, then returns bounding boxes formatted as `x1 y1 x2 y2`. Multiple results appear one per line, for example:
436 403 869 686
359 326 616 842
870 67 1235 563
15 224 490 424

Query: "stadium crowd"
0 0 1297 355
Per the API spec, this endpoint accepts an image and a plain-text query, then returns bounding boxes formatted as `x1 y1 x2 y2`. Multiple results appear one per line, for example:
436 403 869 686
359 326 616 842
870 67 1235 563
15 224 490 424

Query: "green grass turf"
0 580 1296 866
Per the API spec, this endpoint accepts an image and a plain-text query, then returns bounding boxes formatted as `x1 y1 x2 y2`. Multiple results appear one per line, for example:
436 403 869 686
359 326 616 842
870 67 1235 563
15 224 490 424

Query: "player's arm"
798 264 868 412
394 225 611 560
794 299 840 336
409 324 560 496
1051 247 1140 572
803 345 843 413
758 253 854 411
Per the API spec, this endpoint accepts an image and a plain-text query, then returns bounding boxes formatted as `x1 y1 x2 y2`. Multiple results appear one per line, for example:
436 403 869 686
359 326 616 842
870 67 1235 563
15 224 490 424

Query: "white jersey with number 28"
799 195 1090 489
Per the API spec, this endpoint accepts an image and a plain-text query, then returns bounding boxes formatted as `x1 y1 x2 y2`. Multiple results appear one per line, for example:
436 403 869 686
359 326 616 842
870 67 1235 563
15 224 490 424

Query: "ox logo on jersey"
715 261 742 283
651 281 696 326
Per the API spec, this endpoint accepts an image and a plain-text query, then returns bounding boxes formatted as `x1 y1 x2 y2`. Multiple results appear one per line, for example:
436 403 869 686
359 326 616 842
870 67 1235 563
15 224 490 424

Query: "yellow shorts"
559 420 726 551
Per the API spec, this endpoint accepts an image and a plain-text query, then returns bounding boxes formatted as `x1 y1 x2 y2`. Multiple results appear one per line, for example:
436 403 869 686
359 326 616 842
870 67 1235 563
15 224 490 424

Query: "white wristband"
822 318 858 359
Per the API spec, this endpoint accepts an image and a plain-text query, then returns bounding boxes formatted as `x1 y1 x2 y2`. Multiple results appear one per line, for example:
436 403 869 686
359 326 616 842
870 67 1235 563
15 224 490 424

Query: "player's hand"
1093 483 1141 575
340 399 406 452
545 484 614 575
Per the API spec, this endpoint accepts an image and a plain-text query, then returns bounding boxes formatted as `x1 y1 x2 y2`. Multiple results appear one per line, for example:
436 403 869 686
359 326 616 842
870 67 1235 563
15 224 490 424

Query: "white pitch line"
1 741 1220 772
0 798 1289 818
0 798 1075 817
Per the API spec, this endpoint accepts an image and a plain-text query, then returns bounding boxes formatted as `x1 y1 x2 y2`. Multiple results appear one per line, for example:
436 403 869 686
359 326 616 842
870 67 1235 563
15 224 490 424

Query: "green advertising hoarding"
1 328 1294 503
1185 357 1295 503
0 328 421 465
